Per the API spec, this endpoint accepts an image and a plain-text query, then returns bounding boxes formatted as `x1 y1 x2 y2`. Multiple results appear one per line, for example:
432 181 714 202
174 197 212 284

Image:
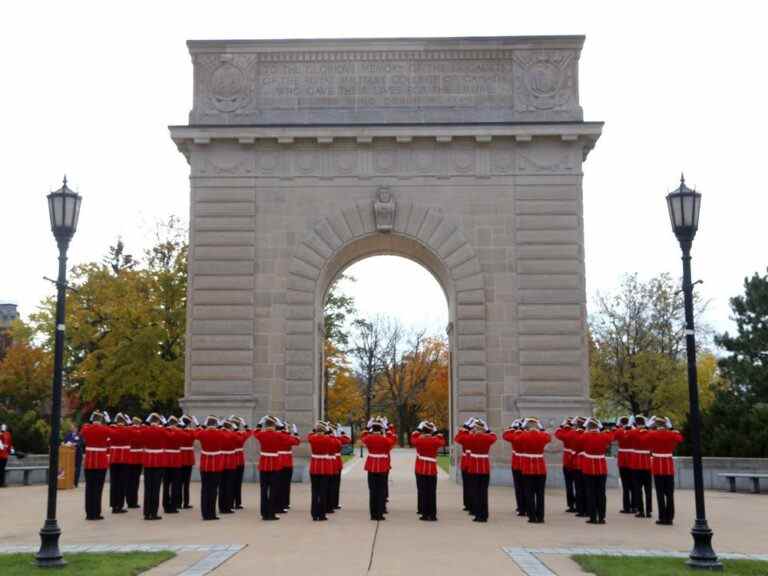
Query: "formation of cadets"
74 409 683 526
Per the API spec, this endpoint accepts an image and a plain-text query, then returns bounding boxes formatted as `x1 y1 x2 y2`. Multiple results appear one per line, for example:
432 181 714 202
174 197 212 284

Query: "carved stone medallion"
374 186 395 233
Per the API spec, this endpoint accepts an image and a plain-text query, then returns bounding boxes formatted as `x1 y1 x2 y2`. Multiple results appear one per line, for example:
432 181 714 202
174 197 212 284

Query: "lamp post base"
36 519 65 568
687 522 722 571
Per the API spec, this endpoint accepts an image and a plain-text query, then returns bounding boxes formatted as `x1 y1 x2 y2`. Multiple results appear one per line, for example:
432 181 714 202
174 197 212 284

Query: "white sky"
1 1 766 340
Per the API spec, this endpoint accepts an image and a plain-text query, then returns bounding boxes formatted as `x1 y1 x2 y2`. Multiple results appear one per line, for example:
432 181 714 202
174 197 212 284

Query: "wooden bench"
6 466 49 486
718 473 768 494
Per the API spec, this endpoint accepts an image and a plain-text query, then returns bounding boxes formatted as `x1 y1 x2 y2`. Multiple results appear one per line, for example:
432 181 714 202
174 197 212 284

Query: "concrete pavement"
1 448 766 575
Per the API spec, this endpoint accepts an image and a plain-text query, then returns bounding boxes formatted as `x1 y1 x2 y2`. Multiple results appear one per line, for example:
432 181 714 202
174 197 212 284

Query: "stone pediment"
187 36 584 125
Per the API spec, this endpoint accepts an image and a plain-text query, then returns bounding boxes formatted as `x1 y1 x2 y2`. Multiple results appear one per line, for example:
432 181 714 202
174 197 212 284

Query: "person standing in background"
64 425 84 489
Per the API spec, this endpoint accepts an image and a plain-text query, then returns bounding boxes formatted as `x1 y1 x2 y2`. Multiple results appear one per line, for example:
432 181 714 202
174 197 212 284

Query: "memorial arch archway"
171 35 602 482
286 203 488 441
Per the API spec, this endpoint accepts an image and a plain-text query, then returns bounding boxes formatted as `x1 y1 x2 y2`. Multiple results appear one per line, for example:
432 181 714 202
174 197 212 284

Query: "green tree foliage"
30 218 187 416
590 273 711 422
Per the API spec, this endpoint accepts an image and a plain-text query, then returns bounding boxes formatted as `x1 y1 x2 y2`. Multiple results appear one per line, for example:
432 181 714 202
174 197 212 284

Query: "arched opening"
316 233 455 450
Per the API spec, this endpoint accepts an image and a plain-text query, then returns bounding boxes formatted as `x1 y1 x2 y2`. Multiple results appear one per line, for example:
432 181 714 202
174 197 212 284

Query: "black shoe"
635 512 646 518
112 508 127 514
318 517 328 521
203 516 219 521
516 512 527 517
575 513 587 517
619 509 634 514
473 517 487 523
220 510 234 515
326 509 334 514
128 505 141 509
598 519 606 524
334 506 342 510
566 508 576 513
527 518 536 523
235 505 243 510
183 505 194 510
262 516 279 521
147 516 162 521
586 519 598 524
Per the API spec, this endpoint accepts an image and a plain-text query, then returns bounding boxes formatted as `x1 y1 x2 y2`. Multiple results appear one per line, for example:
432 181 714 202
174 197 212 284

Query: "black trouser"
633 469 653 516
654 475 675 523
126 464 142 508
180 465 193 508
84 468 107 519
512 469 526 514
563 467 576 510
416 473 425 515
234 465 245 509
310 474 329 520
327 472 340 511
473 473 490 521
219 469 234 513
200 471 221 520
162 467 180 513
143 467 163 519
573 469 587 515
524 474 546 522
109 463 127 511
259 470 279 519
367 472 387 519
0 459 6 487
584 474 607 522
384 471 389 509
420 474 437 519
74 454 82 487
461 469 472 511
619 466 635 512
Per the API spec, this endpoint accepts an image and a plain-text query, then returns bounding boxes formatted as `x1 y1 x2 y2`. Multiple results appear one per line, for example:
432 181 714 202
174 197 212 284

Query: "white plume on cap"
292 423 298 435
1 424 7 432
192 415 200 427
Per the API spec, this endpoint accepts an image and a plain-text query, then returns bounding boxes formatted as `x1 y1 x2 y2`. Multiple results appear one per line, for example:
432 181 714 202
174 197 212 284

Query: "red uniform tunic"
362 433 396 473
179 428 196 467
279 432 301 469
554 427 575 469
128 426 144 465
503 429 525 471
612 427 635 469
580 430 615 476
164 428 183 469
628 428 652 471
516 430 551 475
0 431 12 460
411 432 445 476
458 432 497 475
196 428 223 472
235 430 249 468
307 433 338 475
141 425 168 468
649 429 684 476
333 433 350 474
570 429 586 472
81 423 111 469
108 425 132 465
253 429 287 472
454 430 472 471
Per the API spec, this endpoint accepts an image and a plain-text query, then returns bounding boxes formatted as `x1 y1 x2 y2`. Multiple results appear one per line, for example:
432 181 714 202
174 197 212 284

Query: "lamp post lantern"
36 176 82 568
665 174 721 571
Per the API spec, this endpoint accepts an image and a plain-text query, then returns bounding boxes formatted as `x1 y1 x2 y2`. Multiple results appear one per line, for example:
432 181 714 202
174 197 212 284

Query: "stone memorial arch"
170 36 602 481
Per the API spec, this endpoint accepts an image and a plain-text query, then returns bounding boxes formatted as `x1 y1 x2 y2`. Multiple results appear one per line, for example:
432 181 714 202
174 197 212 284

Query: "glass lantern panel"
682 194 695 227
63 194 78 228
51 195 65 228
71 195 82 232
692 194 701 229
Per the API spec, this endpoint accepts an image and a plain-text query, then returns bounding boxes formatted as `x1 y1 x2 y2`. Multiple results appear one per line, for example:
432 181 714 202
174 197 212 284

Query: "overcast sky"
1 1 766 341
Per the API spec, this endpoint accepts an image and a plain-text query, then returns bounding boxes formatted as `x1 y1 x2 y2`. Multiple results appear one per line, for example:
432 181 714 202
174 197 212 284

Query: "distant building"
0 303 19 329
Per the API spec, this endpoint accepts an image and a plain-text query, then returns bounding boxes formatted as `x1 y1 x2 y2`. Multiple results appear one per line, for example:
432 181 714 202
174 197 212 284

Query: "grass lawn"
0 552 175 576
437 454 450 473
573 555 768 576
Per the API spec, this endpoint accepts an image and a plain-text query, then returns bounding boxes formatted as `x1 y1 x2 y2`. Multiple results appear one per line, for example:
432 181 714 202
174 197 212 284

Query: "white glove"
292 424 298 435
103 412 111 424
192 415 200 427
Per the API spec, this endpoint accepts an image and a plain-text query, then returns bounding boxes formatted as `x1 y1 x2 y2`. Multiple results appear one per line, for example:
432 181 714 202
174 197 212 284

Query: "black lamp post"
36 176 82 568
665 174 721 571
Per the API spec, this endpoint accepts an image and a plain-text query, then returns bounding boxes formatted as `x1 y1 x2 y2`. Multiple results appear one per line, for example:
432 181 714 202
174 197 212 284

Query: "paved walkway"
1 449 766 575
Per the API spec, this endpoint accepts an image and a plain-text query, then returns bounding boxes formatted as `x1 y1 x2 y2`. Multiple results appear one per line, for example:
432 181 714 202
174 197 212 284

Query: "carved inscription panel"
189 38 584 125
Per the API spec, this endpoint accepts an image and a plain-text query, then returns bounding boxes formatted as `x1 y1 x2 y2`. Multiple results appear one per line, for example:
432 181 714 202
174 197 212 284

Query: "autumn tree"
590 273 711 419
415 344 450 430
349 316 389 424
326 368 364 425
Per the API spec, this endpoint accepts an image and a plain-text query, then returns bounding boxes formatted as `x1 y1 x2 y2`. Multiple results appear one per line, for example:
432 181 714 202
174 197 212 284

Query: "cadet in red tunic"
328 423 350 513
554 418 576 513
162 416 183 514
628 415 653 518
612 416 637 514
581 418 615 524
570 417 588 517
362 419 396 521
177 415 196 510
253 415 288 520
196 415 223 520
141 413 167 520
218 419 238 515
229 416 248 511
648 416 684 525
108 413 132 514
274 420 299 514
80 411 111 520
0 423 14 487
125 417 144 509
307 421 336 521
517 418 551 523
411 421 445 521
502 420 527 517
459 419 497 523
454 419 474 513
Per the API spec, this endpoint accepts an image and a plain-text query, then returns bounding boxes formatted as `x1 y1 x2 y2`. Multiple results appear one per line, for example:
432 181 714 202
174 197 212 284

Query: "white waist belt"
582 453 606 460
417 455 437 463
367 454 388 458
618 448 636 453
278 451 291 455
235 448 244 453
86 447 107 452
652 453 673 457
110 445 130 450
260 452 279 457
563 448 575 454
144 449 164 454
470 454 489 459
165 450 180 454
129 449 143 453
200 450 221 456
180 447 194 451
635 450 650 455
311 455 334 459
517 453 544 459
